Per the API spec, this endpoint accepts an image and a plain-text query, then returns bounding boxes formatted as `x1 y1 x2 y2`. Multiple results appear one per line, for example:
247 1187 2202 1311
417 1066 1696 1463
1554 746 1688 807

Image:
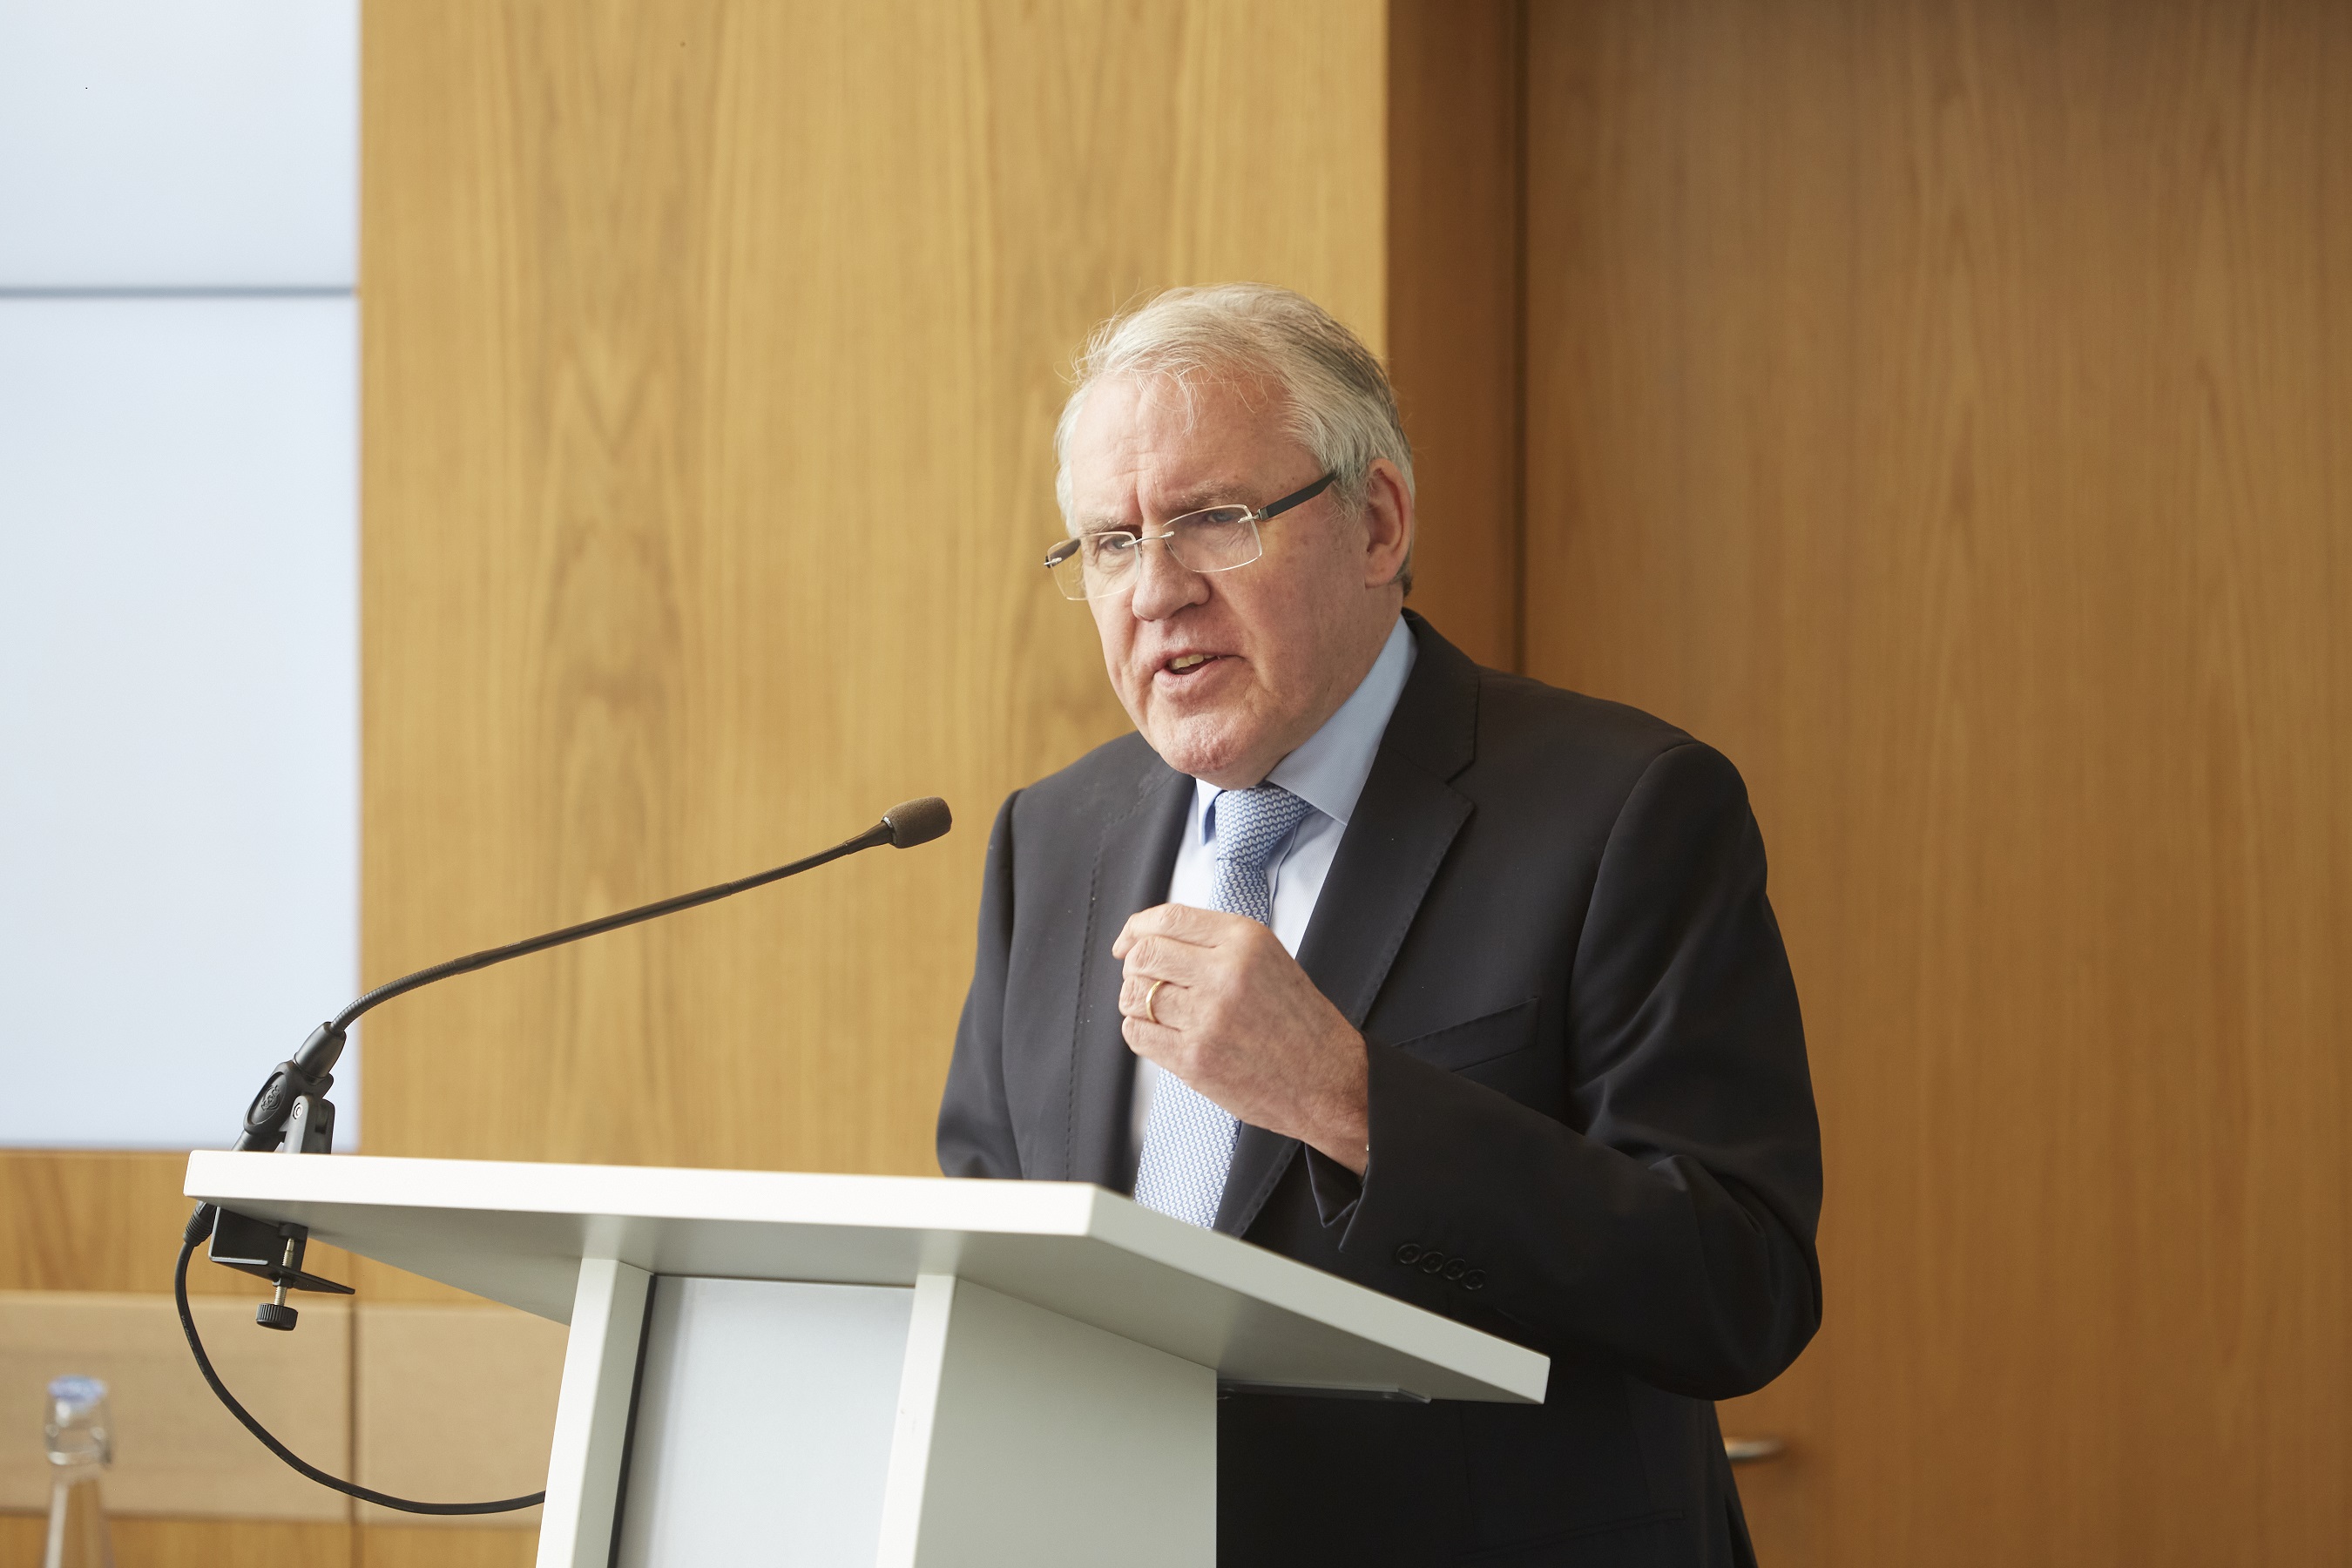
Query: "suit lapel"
1064 761 1192 1187
1214 613 1483 1234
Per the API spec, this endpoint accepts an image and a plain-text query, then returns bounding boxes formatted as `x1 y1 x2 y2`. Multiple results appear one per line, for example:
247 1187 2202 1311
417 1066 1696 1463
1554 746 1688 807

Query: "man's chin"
1142 710 1267 785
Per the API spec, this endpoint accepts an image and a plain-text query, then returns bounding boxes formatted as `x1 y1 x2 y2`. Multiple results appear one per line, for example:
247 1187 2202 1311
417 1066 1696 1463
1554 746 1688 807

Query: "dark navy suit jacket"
938 612 1821 1566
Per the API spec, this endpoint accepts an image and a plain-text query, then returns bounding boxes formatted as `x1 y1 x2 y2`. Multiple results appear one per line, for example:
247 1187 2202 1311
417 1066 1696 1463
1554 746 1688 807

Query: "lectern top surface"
186 1152 1547 1404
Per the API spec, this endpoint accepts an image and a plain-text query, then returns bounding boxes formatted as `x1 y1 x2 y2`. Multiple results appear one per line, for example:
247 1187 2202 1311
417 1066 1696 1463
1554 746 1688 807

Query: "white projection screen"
0 297 359 1146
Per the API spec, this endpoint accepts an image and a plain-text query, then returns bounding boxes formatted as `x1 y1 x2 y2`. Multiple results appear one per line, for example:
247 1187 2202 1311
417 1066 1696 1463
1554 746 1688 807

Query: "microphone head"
882 796 952 848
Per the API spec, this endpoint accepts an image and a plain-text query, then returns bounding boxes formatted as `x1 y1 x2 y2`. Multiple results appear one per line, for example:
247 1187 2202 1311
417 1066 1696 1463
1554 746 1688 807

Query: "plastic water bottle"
42 1375 115 1568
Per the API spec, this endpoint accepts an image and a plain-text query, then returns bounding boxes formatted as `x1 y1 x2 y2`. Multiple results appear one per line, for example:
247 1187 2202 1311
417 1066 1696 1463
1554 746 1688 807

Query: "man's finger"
1121 1012 1182 1064
1112 901 1245 958
1119 932 1211 988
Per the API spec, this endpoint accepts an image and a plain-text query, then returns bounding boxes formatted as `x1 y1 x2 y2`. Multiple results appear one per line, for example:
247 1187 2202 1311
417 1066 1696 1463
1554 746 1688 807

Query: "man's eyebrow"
1159 484 1239 515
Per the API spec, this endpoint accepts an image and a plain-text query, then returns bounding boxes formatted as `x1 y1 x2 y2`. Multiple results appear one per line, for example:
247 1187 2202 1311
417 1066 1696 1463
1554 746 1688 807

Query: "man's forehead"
1065 373 1301 521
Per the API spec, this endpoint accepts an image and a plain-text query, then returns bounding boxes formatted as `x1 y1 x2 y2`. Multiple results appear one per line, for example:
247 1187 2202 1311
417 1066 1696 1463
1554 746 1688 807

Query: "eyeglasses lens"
1050 509 1263 600
1171 509 1259 571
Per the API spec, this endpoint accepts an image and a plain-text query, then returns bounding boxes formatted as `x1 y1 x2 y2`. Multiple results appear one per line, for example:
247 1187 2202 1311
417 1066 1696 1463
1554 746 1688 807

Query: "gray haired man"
941 284 1821 1566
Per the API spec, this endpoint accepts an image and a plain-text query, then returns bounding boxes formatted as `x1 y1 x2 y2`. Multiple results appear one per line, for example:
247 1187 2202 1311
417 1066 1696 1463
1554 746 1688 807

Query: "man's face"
1062 374 1406 787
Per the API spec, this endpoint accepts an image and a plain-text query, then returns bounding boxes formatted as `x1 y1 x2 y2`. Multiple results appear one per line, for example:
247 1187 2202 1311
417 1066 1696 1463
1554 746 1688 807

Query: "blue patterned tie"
1132 783 1316 1227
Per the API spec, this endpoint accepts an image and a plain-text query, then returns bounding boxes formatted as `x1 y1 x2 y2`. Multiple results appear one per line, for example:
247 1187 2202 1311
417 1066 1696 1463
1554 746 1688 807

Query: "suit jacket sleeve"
937 789 1024 1179
1328 740 1822 1400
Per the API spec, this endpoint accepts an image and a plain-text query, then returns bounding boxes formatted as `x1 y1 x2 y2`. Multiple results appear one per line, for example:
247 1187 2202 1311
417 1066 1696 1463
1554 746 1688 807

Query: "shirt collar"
1195 615 1416 831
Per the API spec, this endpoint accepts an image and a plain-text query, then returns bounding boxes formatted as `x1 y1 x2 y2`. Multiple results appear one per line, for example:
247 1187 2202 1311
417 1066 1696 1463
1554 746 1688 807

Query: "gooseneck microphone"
177 797 950 1515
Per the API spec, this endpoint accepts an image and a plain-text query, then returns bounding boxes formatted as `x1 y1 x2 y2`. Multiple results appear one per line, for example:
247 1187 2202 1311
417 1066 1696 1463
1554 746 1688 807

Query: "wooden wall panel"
0 1152 355 1298
1524 1 2351 1563
0 1517 532 1567
1386 0 1524 671
359 1527 537 1568
359 0 1389 1175
352 1306 565 1530
0 1293 350 1520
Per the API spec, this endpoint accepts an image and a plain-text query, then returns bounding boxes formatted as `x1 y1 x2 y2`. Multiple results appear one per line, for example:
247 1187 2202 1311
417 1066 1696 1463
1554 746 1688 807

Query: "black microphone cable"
174 1220 544 1514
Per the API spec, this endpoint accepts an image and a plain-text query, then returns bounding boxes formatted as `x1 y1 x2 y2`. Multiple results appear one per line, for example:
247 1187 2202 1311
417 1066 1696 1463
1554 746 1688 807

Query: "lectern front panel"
614 1276 914 1565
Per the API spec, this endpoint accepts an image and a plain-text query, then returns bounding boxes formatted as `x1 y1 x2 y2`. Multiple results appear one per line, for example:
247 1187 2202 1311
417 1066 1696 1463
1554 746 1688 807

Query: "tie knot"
1212 784 1314 873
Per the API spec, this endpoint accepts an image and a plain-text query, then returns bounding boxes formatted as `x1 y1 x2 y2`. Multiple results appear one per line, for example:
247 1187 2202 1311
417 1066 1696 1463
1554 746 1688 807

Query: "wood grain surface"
358 0 1389 1177
359 1526 537 1568
0 1152 355 1298
0 1517 532 1567
0 1517 354 1568
1524 1 2351 1562
0 1293 349 1520
1386 0 1524 672
352 1305 565 1530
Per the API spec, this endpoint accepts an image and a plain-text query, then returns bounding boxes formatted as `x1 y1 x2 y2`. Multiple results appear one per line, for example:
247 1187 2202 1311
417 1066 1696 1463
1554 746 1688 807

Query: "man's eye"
1178 510 1252 543
1088 534 1139 558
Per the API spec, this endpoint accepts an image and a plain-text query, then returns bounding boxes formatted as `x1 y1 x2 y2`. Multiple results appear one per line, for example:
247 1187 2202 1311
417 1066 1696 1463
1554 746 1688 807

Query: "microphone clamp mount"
187 1020 358 1328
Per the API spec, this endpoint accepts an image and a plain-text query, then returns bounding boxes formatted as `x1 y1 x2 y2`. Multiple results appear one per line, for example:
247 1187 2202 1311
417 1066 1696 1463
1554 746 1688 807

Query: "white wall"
0 1 359 1147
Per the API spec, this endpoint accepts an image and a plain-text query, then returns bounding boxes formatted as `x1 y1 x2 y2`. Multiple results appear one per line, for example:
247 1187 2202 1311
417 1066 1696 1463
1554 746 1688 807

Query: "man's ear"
1360 458 1414 588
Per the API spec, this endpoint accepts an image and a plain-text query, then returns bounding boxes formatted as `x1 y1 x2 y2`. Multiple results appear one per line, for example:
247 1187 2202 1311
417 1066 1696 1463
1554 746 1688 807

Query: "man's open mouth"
1162 652 1227 677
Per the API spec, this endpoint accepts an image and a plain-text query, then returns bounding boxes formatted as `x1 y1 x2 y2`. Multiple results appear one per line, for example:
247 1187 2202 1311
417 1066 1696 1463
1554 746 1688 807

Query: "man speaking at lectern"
939 285 1821 1566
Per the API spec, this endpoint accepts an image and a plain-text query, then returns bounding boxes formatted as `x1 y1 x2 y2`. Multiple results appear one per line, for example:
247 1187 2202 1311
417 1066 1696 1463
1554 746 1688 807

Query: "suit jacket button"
1417 1252 1447 1274
1393 1243 1423 1267
1443 1259 1468 1281
1461 1270 1486 1291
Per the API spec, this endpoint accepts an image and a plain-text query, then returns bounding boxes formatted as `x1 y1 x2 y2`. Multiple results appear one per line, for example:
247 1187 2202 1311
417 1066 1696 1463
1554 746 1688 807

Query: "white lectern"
186 1152 1548 1567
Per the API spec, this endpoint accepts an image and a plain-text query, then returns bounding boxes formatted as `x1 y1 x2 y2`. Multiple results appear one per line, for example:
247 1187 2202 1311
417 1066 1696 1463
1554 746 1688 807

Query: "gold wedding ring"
1142 977 1168 1026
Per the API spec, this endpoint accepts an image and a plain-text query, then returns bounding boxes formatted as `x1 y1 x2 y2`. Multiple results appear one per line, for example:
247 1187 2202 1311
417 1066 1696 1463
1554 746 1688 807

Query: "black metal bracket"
206 1209 353 1330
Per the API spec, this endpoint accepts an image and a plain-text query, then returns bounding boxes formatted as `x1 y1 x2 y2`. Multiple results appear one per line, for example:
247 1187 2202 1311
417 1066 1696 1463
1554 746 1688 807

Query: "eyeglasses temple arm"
1252 470 1339 522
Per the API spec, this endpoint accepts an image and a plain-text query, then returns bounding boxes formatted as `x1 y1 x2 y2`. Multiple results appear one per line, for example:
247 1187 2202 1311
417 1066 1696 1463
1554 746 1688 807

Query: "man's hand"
1113 903 1369 1173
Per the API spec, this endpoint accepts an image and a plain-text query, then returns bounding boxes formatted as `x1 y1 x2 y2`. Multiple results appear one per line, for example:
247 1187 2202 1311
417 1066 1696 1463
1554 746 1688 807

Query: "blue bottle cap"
48 1375 108 1414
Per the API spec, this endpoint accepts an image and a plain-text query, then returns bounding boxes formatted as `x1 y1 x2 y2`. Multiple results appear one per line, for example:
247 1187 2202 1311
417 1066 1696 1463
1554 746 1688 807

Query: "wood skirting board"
0 1516 538 1567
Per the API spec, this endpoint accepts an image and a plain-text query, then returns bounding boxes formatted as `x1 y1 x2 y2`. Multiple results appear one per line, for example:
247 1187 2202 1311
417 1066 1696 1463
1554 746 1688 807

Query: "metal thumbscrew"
257 1237 301 1331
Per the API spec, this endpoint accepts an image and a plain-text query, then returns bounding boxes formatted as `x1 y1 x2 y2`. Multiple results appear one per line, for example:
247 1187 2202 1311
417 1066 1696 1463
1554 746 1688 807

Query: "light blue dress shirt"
1129 615 1418 1156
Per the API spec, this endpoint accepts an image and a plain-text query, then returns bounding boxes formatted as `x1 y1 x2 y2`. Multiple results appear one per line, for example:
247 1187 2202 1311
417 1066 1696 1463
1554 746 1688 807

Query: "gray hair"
1053 283 1416 594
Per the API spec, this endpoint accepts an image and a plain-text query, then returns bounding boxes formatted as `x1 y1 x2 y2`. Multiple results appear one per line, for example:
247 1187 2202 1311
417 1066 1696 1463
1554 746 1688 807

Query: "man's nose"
1126 536 1207 619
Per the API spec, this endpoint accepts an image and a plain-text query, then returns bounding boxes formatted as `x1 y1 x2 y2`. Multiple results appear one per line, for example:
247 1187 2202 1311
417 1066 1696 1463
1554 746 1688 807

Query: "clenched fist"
1113 902 1370 1173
